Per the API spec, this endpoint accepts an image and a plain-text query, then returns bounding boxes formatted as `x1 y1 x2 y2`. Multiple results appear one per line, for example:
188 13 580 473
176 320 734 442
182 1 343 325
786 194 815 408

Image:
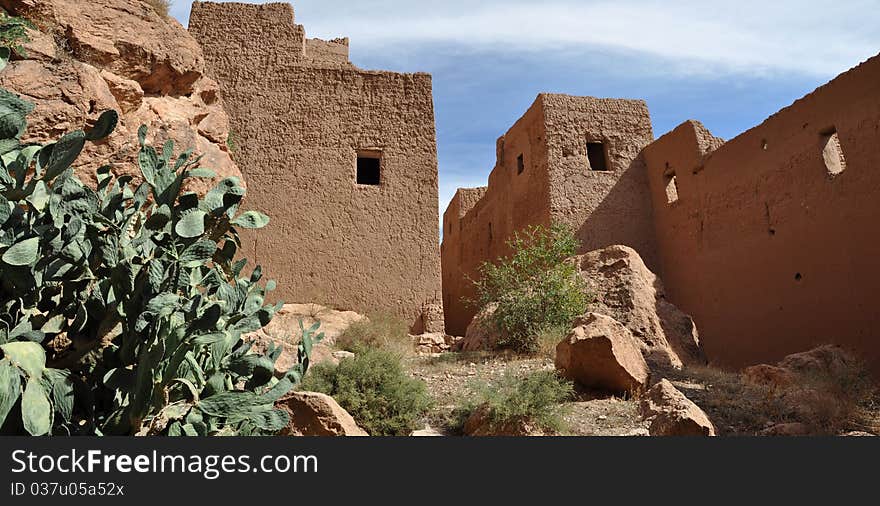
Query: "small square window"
357 151 381 185
587 142 608 171
517 154 524 174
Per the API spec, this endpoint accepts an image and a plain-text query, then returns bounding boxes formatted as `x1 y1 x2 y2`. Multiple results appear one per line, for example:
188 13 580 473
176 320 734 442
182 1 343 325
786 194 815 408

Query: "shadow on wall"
576 154 660 272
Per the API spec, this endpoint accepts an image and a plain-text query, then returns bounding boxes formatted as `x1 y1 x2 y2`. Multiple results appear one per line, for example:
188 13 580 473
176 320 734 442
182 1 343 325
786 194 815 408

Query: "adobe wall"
441 94 657 335
189 2 442 329
643 54 880 371
542 95 657 267
441 98 551 335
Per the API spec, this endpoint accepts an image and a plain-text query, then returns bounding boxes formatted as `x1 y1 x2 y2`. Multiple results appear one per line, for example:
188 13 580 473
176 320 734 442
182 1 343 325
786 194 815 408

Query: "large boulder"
777 345 860 378
276 391 368 436
458 303 506 352
244 303 367 375
640 379 716 436
572 245 705 369
0 0 242 195
555 312 649 394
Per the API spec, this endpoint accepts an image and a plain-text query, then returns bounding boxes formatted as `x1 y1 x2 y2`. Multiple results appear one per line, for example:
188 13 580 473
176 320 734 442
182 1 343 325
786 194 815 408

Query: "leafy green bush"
335 312 411 355
471 223 589 353
0 36 319 436
301 347 431 436
454 370 574 434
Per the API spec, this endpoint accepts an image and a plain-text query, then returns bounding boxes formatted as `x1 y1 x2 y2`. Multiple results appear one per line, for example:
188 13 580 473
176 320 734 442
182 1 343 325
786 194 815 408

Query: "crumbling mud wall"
643 54 880 372
441 94 656 335
189 2 442 330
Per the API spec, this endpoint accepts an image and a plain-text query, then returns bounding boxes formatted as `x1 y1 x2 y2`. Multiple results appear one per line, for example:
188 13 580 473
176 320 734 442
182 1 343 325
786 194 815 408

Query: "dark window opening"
516 154 524 175
356 152 381 185
587 142 608 171
488 222 493 243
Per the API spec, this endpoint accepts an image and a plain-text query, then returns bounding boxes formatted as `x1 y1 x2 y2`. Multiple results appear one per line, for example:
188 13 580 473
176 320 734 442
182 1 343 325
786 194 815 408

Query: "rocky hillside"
0 0 242 194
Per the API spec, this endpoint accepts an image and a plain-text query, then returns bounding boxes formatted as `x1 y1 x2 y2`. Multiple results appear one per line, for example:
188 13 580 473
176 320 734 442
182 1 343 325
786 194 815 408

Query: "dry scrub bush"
677 360 877 435
335 312 412 355
453 370 574 434
301 347 431 436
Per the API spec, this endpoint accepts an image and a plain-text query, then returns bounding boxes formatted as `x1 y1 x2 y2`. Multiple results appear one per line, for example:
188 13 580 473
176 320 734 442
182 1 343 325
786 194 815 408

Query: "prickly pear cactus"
0 16 319 436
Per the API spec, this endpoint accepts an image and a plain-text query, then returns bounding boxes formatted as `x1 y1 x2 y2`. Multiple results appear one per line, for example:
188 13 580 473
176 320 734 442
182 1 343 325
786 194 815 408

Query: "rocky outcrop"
458 303 506 352
743 345 860 388
412 332 460 354
742 364 796 388
244 303 367 376
555 312 649 394
0 0 241 195
572 245 705 369
276 391 368 436
640 379 716 436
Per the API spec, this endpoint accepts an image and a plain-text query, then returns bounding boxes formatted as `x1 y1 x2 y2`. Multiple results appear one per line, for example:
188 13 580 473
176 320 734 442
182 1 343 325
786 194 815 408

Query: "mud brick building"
189 2 442 331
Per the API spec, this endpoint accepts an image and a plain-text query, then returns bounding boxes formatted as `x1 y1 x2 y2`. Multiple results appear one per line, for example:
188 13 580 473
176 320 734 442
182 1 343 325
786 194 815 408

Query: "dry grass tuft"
335 312 412 355
145 0 172 19
667 359 878 436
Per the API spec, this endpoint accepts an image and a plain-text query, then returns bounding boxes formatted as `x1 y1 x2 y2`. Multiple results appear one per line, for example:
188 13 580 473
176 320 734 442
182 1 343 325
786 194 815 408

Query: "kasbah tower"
189 1 444 334
190 2 880 373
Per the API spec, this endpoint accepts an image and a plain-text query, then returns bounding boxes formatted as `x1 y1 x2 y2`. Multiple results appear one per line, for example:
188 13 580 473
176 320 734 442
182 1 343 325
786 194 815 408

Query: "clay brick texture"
643 54 880 373
189 2 441 330
441 94 657 335
443 53 880 373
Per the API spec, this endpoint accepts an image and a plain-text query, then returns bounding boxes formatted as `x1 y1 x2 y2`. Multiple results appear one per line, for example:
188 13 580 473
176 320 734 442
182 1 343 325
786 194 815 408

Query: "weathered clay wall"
643 54 880 372
189 2 442 329
543 95 657 268
441 98 552 335
441 94 656 335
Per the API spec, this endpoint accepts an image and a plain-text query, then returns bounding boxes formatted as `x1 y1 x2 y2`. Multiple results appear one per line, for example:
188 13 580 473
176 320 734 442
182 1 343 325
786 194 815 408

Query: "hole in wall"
356 150 381 185
587 142 608 171
820 128 847 177
516 154 524 175
761 139 768 150
769 228 776 236
795 273 803 281
664 173 679 204
488 222 493 243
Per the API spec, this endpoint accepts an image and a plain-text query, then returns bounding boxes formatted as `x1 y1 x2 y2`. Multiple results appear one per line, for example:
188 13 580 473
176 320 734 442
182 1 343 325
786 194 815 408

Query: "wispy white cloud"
176 0 880 77
174 1 879 231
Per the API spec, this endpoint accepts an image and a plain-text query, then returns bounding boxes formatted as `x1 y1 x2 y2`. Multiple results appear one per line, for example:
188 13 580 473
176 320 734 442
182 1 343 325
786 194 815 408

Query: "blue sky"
172 1 880 224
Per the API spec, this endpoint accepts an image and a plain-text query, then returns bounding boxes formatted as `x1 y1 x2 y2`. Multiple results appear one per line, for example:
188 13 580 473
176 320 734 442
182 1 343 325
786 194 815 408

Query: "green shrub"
454 370 574 434
0 11 33 64
301 347 431 436
335 312 411 355
0 31 320 436
471 223 589 353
